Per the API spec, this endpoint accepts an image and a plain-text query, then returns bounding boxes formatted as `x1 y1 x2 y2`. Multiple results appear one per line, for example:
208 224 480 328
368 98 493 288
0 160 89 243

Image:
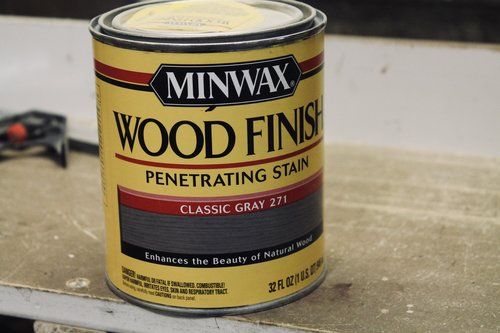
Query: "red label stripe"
118 170 322 217
299 52 324 73
94 60 152 85
115 137 321 169
95 52 324 85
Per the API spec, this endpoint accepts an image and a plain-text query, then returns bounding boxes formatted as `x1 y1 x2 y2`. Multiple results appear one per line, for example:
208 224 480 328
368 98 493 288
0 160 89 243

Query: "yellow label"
93 32 325 309
121 0 263 33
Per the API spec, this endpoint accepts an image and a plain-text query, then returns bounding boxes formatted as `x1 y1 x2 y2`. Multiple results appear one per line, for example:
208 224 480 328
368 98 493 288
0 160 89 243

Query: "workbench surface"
0 145 499 332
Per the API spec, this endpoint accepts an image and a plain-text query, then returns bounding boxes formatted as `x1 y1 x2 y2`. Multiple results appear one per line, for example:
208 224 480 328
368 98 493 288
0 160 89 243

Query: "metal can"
89 0 326 315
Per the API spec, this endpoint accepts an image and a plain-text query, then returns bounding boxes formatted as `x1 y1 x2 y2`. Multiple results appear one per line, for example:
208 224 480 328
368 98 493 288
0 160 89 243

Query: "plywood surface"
0 145 499 332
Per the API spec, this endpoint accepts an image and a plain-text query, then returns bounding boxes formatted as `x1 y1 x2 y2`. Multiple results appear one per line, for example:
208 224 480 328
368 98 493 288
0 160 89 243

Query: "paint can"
89 0 326 315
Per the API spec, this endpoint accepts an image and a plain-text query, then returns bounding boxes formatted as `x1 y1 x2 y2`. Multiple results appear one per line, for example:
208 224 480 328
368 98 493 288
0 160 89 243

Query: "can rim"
108 0 312 39
98 0 316 42
89 3 326 53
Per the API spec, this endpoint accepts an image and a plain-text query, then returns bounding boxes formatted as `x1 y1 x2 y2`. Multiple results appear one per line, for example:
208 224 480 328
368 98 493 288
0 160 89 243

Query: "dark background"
1 0 500 43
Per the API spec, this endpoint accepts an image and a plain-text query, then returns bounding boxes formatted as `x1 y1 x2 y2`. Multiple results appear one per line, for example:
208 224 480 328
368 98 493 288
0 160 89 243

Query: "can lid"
99 0 316 40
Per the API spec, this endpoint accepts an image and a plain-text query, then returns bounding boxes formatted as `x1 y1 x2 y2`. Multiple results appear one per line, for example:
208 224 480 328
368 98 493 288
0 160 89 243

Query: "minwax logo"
149 55 302 107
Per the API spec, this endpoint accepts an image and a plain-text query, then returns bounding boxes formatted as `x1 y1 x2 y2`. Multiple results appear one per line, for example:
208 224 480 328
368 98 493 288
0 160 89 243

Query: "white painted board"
0 16 499 156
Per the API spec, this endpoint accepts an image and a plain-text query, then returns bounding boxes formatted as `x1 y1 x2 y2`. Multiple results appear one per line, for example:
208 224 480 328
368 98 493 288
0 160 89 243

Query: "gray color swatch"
119 188 323 254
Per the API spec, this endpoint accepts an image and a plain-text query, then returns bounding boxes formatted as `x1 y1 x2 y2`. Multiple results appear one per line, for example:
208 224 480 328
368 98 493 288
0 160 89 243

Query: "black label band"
121 223 323 268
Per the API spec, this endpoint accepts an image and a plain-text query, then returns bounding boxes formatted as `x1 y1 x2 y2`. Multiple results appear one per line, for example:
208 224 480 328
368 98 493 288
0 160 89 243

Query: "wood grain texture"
0 145 499 332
